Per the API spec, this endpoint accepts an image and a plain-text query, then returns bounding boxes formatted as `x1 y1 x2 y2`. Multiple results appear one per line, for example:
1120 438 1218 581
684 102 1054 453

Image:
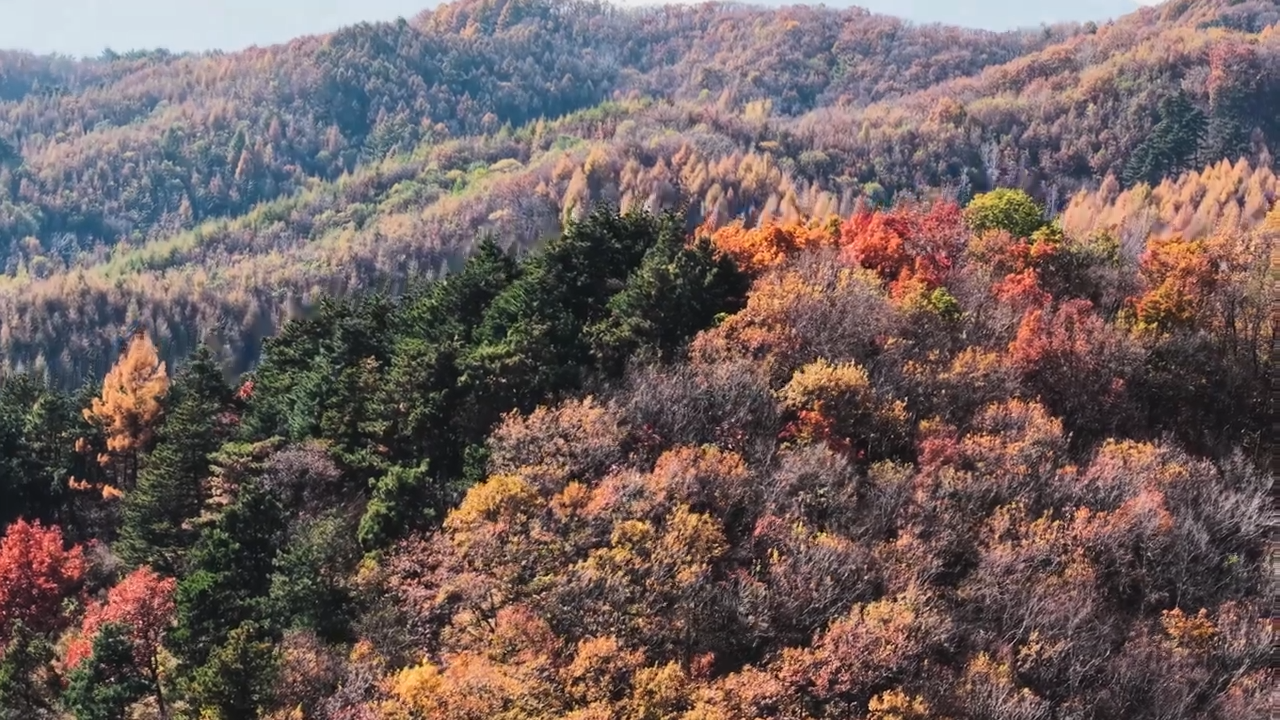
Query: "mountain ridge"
2 0 1153 58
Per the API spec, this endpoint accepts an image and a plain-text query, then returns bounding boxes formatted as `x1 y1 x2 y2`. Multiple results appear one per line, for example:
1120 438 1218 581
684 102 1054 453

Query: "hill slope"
0 0 1275 382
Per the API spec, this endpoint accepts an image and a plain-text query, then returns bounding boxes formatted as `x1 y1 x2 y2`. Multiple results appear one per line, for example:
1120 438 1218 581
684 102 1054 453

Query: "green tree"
0 621 58 720
186 622 278 720
1123 92 1207 187
267 514 358 641
588 231 748 373
62 623 150 720
357 462 440 550
963 188 1046 238
170 482 284 672
0 138 17 168
0 374 75 528
118 346 231 574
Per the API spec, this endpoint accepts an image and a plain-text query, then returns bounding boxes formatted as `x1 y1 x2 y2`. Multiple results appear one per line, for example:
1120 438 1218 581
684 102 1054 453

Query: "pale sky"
0 0 1160 58
0 0 434 57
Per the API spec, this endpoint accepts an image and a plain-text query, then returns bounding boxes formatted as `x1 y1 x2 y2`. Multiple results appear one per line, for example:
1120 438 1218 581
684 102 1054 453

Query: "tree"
1122 92 1207 187
0 137 17 167
62 623 150 720
588 232 749 374
0 621 58 719
358 463 438 551
0 520 86 640
267 514 358 642
963 189 1046 239
118 347 231 573
66 567 177 717
187 621 278 720
170 482 284 672
82 330 169 491
0 375 78 528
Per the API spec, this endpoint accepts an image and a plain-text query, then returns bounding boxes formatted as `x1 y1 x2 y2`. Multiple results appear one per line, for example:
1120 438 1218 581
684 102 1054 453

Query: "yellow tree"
83 329 169 492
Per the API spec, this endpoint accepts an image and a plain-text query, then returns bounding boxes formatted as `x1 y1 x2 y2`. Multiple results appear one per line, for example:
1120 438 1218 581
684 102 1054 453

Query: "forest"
0 0 1275 718
0 0 1276 382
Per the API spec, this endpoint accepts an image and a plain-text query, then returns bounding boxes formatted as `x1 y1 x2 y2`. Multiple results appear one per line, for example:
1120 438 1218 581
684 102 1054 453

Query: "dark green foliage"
62 624 150 720
244 296 396 470
0 374 79 529
186 621 278 720
170 482 285 671
118 346 232 574
358 463 440 551
268 513 360 641
1123 92 1208 187
587 232 750 374
238 206 744 550
0 622 58 720
0 138 17 167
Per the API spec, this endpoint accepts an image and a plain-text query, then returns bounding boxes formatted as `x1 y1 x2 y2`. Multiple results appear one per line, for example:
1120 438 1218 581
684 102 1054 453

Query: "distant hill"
2 0 1151 57
722 0 1149 30
0 0 1275 382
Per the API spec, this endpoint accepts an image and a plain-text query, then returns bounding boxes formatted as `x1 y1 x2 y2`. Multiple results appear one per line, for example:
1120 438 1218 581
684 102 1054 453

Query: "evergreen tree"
0 375 79 529
62 623 150 720
588 231 749 374
464 204 667 422
118 346 231 574
0 384 30 527
20 391 78 526
357 462 440 550
170 482 284 671
186 621 277 720
267 514 358 640
1123 92 1207 187
0 621 58 720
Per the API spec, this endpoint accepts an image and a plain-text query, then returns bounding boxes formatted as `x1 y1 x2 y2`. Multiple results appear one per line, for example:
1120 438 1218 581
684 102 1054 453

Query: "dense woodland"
0 0 1275 718
0 182 1272 718
0 0 1277 382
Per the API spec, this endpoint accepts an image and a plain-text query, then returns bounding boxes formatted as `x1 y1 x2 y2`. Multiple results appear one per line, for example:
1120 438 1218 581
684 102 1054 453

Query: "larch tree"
82 330 169 493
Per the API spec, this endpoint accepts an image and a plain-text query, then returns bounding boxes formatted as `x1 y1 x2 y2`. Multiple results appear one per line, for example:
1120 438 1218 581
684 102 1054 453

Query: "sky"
0 0 1163 58
0 0 432 57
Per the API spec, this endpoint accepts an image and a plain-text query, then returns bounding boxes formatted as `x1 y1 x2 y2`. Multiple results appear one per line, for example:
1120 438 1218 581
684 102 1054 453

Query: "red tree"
0 520 87 640
65 566 177 714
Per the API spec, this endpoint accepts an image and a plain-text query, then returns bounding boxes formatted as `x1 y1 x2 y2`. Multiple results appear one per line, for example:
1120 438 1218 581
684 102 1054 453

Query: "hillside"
0 1 1273 718
0 0 1148 58
0 173 1271 720
0 0 1275 382
837 0 1144 30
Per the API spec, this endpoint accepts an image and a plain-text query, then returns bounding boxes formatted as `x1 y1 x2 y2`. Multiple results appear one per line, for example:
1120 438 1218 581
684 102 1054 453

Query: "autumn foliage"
82 330 170 491
0 0 1274 711
65 566 176 674
0 520 86 640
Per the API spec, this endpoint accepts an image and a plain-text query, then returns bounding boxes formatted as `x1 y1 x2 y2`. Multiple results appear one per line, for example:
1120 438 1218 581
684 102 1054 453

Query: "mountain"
811 0 1147 30
0 1 1271 718
5 0 1150 58
0 0 1275 383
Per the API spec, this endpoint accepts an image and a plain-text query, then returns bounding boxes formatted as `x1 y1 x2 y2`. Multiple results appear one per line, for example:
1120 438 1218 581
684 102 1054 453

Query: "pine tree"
0 621 58 720
186 621 277 720
1123 92 1207 187
20 391 79 526
118 347 230 574
587 227 749 374
62 623 150 720
170 482 283 672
